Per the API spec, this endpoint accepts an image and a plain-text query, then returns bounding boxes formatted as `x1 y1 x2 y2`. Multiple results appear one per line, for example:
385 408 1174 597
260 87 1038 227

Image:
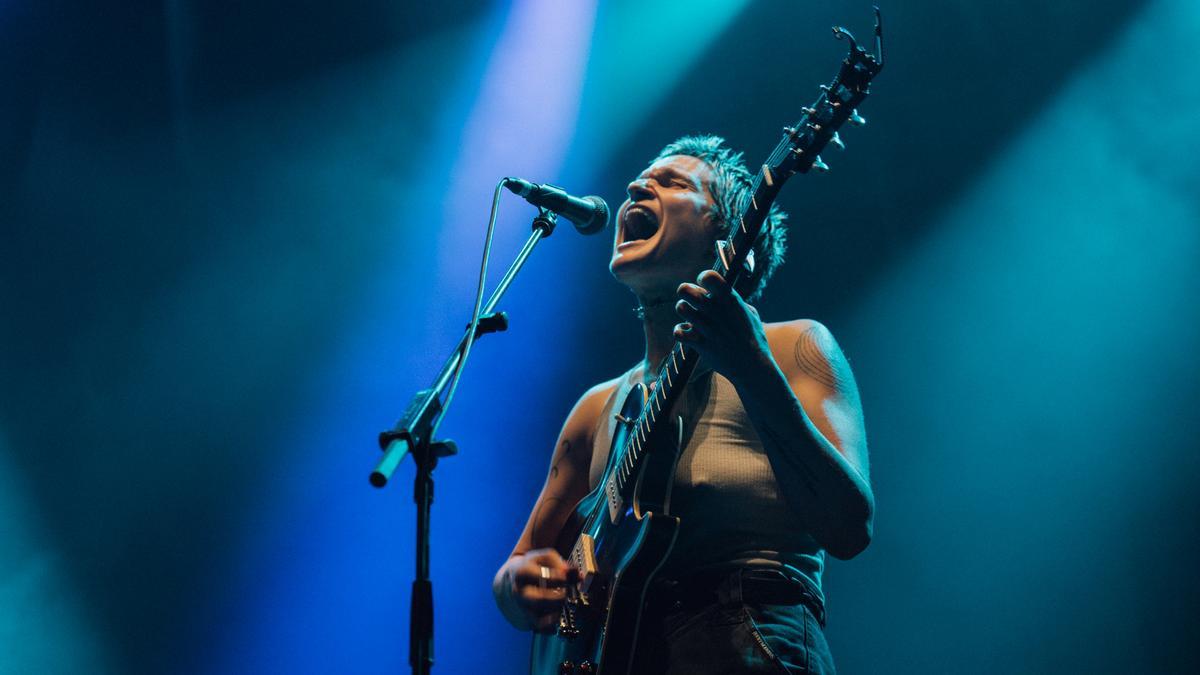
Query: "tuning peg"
828 132 845 151
848 109 866 126
811 155 830 172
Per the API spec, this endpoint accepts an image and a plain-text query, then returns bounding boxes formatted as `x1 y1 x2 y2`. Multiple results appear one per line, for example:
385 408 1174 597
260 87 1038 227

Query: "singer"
493 135 872 673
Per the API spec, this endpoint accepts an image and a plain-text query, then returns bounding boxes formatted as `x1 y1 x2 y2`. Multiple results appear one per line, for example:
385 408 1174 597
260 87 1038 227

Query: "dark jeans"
631 569 837 674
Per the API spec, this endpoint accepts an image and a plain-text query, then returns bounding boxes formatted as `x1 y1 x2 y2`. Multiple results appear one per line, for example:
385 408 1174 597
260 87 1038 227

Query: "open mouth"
622 205 659 242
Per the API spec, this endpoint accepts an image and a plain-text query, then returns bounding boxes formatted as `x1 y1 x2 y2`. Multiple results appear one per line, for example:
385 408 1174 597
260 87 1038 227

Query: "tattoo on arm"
550 439 573 479
793 325 854 391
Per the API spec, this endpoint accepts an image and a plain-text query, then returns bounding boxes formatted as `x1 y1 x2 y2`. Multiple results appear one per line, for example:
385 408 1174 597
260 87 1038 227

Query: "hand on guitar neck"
673 268 771 388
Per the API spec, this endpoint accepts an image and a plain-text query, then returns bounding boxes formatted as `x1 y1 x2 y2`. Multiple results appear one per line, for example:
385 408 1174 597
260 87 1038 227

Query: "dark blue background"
2 1 1197 673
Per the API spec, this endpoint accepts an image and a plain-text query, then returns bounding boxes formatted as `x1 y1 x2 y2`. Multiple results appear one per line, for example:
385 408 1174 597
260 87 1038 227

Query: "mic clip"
532 207 558 237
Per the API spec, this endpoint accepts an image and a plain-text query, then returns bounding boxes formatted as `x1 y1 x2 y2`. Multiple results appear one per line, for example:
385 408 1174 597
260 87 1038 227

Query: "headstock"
770 7 885 179
714 8 885 294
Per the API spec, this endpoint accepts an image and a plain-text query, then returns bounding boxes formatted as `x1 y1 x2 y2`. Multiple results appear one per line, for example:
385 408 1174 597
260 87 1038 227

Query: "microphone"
503 178 610 235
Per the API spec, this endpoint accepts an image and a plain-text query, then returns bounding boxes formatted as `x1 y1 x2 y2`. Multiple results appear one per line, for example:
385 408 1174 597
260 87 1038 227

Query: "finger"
673 322 702 345
676 282 710 305
515 566 573 588
674 298 703 322
674 301 717 342
515 551 575 589
525 549 573 579
519 585 568 609
695 269 731 296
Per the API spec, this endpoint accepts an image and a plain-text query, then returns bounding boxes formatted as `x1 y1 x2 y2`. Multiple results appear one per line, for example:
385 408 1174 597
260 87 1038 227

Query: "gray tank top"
588 364 826 601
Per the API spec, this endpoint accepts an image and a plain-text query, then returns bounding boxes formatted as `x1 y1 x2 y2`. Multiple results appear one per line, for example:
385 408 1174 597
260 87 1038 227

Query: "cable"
430 179 506 439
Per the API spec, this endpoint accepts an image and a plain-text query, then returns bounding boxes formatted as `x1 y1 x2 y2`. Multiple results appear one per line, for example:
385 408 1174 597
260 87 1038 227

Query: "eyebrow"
640 166 702 191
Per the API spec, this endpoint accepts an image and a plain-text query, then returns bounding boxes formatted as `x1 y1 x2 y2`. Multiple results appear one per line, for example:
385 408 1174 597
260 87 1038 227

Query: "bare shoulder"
763 319 858 393
573 376 624 422
558 375 625 457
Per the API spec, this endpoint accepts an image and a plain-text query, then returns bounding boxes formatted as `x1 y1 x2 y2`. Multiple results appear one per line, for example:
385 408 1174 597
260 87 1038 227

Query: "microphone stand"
371 207 560 675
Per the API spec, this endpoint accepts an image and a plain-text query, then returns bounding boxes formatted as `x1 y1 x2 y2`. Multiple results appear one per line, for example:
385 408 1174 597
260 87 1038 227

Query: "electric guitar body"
531 383 683 675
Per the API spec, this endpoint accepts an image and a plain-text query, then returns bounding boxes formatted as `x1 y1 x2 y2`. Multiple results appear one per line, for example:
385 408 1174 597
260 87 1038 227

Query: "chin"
608 254 638 285
610 251 654 290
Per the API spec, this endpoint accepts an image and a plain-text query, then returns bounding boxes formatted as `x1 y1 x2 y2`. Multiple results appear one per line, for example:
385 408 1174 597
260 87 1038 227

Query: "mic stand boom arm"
370 207 559 675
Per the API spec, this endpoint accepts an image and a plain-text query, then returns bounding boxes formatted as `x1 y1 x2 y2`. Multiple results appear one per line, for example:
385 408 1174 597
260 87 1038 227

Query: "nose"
626 178 653 202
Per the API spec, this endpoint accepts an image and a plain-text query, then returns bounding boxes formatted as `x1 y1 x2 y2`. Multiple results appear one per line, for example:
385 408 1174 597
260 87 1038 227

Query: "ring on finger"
538 565 550 590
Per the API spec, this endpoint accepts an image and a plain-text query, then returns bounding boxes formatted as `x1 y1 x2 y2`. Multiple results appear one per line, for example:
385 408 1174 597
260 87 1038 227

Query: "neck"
637 294 678 378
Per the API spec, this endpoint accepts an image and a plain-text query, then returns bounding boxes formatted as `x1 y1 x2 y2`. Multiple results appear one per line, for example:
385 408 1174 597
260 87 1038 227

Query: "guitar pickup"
573 534 599 598
605 475 622 524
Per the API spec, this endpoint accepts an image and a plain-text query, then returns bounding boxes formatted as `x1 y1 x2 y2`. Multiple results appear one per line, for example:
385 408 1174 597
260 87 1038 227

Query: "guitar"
531 11 885 674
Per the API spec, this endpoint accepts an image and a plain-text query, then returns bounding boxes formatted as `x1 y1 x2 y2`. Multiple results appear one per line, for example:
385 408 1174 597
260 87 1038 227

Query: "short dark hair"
653 134 788 302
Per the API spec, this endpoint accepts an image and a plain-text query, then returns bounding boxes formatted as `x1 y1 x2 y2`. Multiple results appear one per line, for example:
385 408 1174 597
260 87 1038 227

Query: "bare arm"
675 271 872 559
493 379 617 630
742 319 872 559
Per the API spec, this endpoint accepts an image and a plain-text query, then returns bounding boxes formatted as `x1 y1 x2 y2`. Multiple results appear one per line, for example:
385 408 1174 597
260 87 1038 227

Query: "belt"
646 567 826 627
